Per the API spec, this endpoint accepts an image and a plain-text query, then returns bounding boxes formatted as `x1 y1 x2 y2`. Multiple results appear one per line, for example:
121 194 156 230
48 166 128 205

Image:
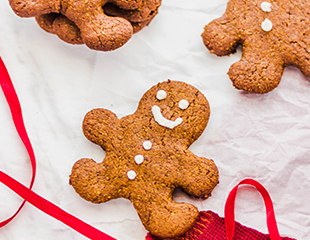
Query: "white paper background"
0 0 309 239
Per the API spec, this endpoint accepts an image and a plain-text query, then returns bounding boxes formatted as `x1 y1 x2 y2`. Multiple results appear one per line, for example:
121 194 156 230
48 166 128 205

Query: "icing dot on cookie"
135 154 144 164
261 2 271 12
261 19 272 32
179 99 189 110
156 90 167 100
127 170 137 180
143 141 152 150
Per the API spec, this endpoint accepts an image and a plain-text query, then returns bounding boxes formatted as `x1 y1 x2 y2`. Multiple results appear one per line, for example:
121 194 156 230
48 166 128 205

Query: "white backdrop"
0 0 309 239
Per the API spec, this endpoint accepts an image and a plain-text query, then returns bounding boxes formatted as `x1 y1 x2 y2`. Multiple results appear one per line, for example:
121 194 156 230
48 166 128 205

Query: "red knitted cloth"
146 210 295 240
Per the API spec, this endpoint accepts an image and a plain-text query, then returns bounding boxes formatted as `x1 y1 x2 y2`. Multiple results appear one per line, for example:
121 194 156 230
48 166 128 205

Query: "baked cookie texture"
9 0 161 51
202 0 310 93
70 80 219 238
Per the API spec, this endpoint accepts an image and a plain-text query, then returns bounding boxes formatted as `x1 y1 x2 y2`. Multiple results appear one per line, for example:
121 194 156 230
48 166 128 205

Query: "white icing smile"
152 105 182 129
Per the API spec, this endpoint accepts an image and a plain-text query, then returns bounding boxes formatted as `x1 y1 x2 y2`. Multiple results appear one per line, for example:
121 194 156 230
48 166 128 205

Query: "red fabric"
146 211 295 240
146 179 296 240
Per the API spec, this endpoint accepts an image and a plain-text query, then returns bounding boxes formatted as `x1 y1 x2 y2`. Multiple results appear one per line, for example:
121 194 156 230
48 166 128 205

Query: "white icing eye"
179 99 189 110
135 155 144 164
156 90 167 100
261 2 271 12
127 170 137 180
261 19 272 32
143 141 152 150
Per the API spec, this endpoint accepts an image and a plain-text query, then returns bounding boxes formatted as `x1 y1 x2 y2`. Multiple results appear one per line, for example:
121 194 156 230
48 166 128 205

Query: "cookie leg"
36 14 83 44
9 0 60 17
133 191 199 239
228 51 284 93
36 13 60 33
202 17 240 56
66 8 133 51
70 158 119 203
52 15 83 44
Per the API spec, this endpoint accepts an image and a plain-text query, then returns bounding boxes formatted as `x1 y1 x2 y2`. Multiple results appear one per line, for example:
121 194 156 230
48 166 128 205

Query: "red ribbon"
225 179 282 240
0 56 116 240
0 56 36 227
0 171 116 240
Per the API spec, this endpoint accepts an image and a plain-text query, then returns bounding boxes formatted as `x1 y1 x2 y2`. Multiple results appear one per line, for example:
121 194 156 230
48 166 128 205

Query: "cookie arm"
83 108 119 151
70 158 120 203
9 0 60 17
202 15 240 56
202 0 243 57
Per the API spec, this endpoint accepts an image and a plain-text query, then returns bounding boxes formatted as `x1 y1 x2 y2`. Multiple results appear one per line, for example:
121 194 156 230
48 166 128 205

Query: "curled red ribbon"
0 56 36 227
0 56 116 240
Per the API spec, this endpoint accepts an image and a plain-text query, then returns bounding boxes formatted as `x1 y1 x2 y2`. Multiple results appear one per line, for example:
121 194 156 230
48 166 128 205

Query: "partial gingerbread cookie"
104 0 161 23
36 13 83 45
9 0 161 51
70 80 219 239
202 0 310 93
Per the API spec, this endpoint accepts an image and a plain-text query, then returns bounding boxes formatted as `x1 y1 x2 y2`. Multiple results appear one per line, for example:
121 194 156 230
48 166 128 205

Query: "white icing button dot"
156 90 167 100
179 99 189 110
261 19 272 32
143 141 152 150
135 154 144 164
127 170 137 180
261 2 271 12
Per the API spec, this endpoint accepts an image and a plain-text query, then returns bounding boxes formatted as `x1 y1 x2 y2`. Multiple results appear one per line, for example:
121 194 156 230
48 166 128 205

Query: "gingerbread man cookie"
9 0 161 51
202 0 310 93
70 80 219 238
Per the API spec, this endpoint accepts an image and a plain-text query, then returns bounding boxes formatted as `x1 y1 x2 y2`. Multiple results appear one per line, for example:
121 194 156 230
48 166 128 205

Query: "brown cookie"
103 0 161 22
202 0 310 93
69 80 219 239
9 0 161 51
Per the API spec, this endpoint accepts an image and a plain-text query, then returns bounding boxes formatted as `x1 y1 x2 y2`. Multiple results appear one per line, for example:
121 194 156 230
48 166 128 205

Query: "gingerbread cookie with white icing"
69 80 219 239
202 0 310 93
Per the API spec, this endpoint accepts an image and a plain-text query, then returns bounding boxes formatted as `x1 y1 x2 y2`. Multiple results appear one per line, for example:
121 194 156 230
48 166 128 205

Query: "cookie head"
137 80 210 146
202 0 310 93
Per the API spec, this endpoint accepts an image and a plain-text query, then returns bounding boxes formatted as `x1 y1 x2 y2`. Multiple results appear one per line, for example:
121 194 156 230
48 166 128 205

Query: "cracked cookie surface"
69 80 219 238
202 0 310 93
